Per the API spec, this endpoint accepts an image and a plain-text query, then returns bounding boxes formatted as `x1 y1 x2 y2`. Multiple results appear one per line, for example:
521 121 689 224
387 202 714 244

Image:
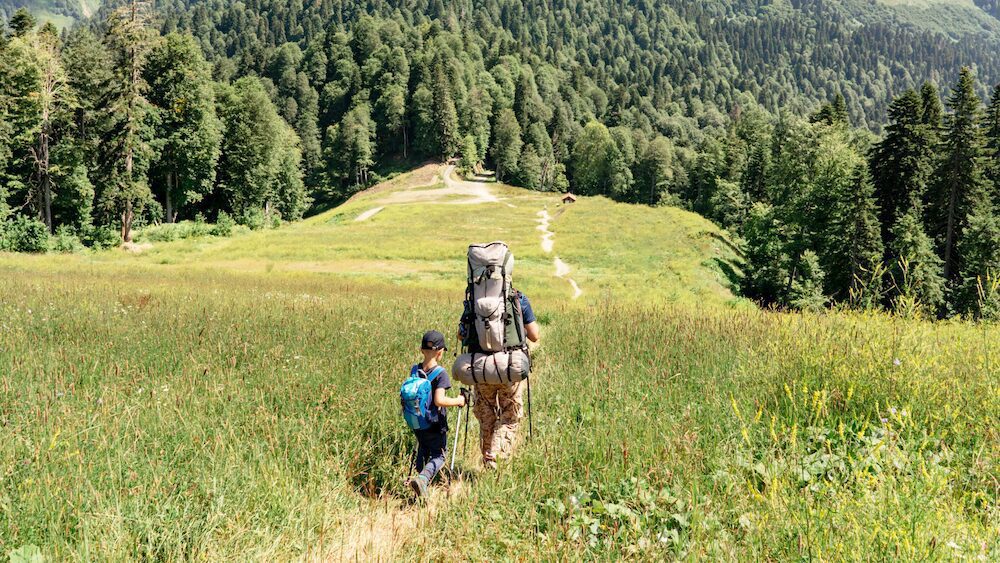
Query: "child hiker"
400 330 467 498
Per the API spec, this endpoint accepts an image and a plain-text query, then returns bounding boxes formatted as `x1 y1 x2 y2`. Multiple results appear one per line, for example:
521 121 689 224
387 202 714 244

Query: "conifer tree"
101 0 157 242
432 64 459 158
956 200 1000 318
870 89 932 247
889 208 945 314
985 84 1000 203
826 164 884 300
789 250 827 311
928 67 990 282
920 82 943 136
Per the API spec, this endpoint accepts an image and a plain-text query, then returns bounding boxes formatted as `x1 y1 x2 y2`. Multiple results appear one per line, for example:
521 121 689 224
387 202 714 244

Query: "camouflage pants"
473 380 524 464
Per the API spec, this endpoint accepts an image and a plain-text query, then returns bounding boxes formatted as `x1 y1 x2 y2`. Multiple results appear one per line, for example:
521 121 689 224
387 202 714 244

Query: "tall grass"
1 264 995 559
0 172 995 559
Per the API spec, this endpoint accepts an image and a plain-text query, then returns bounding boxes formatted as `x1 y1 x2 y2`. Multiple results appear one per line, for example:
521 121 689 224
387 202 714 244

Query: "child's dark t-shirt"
417 364 451 433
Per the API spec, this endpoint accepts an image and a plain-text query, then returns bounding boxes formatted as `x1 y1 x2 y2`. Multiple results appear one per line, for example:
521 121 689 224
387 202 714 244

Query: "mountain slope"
0 0 98 26
139 0 1000 134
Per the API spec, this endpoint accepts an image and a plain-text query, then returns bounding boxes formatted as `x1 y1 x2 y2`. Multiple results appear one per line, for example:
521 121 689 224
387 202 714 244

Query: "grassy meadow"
0 165 997 560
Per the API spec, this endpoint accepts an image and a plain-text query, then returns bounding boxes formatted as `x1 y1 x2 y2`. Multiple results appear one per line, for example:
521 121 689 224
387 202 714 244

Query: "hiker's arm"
434 387 466 408
525 321 540 343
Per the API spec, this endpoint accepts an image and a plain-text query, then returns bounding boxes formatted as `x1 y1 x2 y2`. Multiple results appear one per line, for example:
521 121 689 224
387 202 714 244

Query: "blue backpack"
400 365 445 430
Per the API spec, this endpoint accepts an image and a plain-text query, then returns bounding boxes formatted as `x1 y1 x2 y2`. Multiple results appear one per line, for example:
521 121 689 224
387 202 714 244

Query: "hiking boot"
409 475 429 498
482 459 498 471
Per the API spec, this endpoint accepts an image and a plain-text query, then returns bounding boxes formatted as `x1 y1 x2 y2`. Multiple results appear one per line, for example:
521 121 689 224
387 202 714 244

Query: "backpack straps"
414 364 445 382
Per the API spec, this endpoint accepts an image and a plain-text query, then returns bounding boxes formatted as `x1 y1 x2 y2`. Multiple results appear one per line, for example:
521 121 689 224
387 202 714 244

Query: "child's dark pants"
413 427 447 482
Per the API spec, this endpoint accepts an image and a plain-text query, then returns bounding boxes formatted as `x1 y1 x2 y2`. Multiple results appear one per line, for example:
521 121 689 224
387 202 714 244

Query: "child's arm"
434 387 466 408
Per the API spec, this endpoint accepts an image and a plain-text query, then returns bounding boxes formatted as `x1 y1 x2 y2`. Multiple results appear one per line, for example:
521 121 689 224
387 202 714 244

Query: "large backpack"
460 241 527 353
400 364 445 430
453 242 531 385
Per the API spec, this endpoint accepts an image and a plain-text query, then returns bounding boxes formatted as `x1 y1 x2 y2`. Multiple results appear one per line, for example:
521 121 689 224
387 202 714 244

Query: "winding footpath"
355 164 496 221
537 209 583 299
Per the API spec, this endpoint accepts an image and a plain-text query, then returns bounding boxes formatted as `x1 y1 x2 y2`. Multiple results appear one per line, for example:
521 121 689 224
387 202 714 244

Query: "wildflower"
893 358 901 367
890 407 897 416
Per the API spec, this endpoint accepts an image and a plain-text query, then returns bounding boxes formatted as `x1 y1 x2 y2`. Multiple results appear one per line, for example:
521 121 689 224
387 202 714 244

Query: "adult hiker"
451 242 540 470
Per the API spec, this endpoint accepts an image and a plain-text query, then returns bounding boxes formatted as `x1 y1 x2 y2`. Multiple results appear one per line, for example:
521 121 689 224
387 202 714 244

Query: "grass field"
0 165 997 560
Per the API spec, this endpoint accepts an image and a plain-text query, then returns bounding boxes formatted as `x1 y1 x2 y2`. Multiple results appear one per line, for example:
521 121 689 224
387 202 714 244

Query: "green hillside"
1 166 997 559
60 163 744 306
0 0 97 26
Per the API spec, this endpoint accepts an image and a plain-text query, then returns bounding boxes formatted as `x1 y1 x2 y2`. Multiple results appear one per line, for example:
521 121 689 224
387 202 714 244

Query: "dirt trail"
354 206 384 222
378 164 497 206
356 164 497 220
313 482 465 561
536 209 583 299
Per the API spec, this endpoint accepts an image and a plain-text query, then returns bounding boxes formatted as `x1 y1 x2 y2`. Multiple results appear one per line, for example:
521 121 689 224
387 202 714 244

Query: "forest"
1 0 999 318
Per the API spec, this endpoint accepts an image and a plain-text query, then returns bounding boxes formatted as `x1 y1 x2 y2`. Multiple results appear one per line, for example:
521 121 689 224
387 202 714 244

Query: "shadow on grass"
707 230 746 260
710 257 743 294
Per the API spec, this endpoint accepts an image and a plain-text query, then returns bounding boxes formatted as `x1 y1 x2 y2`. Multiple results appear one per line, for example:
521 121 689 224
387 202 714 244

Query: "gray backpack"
452 242 530 385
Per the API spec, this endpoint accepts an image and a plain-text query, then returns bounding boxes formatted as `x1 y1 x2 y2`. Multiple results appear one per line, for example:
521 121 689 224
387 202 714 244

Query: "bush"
50 225 86 253
190 213 211 237
269 210 282 230
241 208 265 231
83 225 121 250
138 223 181 242
212 211 235 236
1 216 50 253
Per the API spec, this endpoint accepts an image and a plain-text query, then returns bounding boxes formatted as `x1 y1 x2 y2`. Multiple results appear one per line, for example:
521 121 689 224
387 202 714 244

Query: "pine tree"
101 0 158 242
432 65 459 158
789 250 827 312
869 89 932 247
920 82 943 138
826 164 884 301
985 84 1000 204
8 8 35 37
955 200 1000 318
889 208 945 314
928 67 990 283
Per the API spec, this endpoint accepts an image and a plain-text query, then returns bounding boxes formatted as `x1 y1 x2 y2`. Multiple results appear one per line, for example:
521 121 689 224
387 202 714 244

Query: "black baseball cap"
421 330 448 351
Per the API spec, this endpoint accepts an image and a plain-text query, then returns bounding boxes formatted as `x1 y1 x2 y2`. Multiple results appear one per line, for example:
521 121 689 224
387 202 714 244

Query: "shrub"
212 211 235 236
50 225 86 254
241 208 265 231
83 225 121 250
190 214 211 237
1 216 50 253
269 210 282 230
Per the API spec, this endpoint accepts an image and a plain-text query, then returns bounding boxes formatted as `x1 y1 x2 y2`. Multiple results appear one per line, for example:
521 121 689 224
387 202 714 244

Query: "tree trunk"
402 127 408 159
943 175 959 280
165 171 174 223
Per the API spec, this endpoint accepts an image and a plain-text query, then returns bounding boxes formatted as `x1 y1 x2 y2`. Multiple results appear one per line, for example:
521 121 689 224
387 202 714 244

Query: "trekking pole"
450 398 463 473
463 390 471 456
527 376 533 441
